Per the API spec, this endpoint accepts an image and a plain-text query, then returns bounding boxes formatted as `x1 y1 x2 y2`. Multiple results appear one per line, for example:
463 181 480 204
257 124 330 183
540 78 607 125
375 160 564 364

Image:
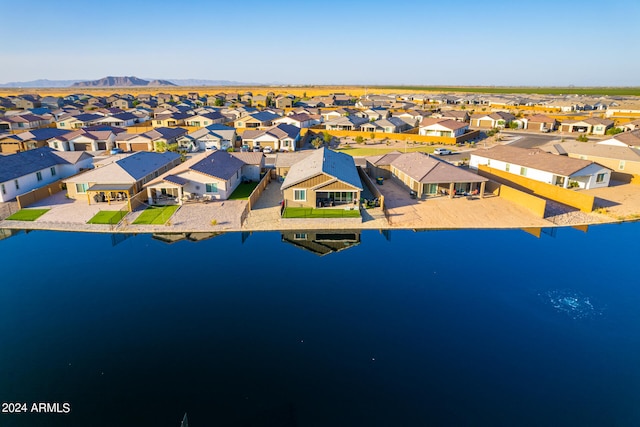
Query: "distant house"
366 151 487 197
242 123 301 152
0 147 93 202
393 110 431 127
419 118 469 137
152 113 191 127
65 151 181 209
275 96 293 109
234 111 281 129
93 112 141 128
115 127 187 152
469 145 611 189
559 117 614 135
0 113 50 132
470 112 515 128
323 115 368 131
273 113 318 129
144 150 264 204
548 141 640 180
184 112 226 127
56 113 104 129
48 129 123 152
524 114 558 132
360 117 412 134
281 147 362 208
110 98 133 109
0 128 69 153
596 129 640 148
176 124 237 152
436 110 470 123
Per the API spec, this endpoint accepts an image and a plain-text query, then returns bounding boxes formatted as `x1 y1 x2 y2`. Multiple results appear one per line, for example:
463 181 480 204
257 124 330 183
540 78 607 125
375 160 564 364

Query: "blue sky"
2 0 639 86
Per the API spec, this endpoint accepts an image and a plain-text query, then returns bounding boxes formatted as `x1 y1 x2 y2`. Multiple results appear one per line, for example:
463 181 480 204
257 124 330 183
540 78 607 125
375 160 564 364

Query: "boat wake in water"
542 289 602 320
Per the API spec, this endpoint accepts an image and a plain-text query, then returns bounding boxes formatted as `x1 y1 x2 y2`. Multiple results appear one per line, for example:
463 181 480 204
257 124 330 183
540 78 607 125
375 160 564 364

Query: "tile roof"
15 128 69 141
391 152 487 184
0 147 74 182
282 147 362 190
420 118 468 130
189 149 245 180
472 145 599 176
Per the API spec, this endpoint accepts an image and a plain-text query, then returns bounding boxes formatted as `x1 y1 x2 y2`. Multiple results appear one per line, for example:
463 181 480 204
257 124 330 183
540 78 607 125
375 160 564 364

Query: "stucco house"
273 113 319 128
234 111 281 129
281 147 362 208
144 150 264 204
323 115 369 131
559 117 614 135
184 112 226 127
56 113 104 129
360 117 412 134
242 124 301 152
0 147 93 202
548 141 640 181
469 145 611 189
0 128 69 153
47 128 125 152
524 114 558 132
115 127 187 152
470 112 515 128
597 129 640 148
419 118 469 137
176 124 237 152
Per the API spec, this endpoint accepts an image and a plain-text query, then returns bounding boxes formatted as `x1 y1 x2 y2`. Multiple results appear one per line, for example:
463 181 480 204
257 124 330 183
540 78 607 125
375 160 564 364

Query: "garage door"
97 142 107 150
479 120 493 128
73 142 92 151
130 143 149 151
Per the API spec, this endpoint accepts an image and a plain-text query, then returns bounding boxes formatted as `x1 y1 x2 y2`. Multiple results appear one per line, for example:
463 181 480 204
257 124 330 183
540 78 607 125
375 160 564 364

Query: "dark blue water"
1 225 640 427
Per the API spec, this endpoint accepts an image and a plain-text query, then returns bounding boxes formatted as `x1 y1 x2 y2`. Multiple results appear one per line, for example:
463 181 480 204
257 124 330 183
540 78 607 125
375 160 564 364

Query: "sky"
2 0 639 86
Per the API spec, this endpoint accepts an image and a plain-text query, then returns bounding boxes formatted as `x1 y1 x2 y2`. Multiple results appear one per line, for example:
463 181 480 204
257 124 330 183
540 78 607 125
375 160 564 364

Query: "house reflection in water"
151 232 224 244
281 230 361 256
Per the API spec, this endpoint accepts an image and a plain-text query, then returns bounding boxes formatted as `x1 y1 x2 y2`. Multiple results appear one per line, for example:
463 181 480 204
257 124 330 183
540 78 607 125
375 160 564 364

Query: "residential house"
115 127 187 152
12 95 41 110
48 129 122 152
620 119 640 132
145 150 264 204
0 113 50 132
360 117 412 134
0 128 69 153
93 112 141 128
436 110 470 123
252 95 269 107
40 96 64 109
597 129 640 148
110 98 133 109
559 117 614 135
275 96 293 109
548 141 640 181
273 113 318 128
0 147 93 202
281 147 362 208
56 113 104 129
65 151 181 210
368 151 488 197
524 114 558 132
358 108 390 121
419 118 469 137
469 145 611 189
184 112 226 127
324 115 369 131
234 111 281 129
152 112 192 127
242 124 301 152
393 110 431 128
470 112 515 128
176 124 237 152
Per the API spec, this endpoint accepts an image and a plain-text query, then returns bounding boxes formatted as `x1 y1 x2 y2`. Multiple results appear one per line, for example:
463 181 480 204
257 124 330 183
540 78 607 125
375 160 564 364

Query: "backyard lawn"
132 205 179 225
229 182 259 200
282 207 360 219
87 210 128 225
5 208 50 221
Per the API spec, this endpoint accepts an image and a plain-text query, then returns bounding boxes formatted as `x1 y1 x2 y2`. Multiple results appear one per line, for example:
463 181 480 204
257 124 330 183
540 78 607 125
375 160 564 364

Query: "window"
619 160 626 170
206 183 218 192
60 122 65 127
294 189 306 201
51 167 56 176
505 163 510 172
487 159 491 166
520 167 527 176
53 141 59 149
1 184 5 195
36 171 43 181
14 179 19 190
596 173 606 183
294 233 307 240
75 183 88 193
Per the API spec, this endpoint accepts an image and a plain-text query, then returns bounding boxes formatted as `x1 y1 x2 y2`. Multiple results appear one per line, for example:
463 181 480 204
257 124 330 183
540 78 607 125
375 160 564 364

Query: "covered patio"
86 184 135 211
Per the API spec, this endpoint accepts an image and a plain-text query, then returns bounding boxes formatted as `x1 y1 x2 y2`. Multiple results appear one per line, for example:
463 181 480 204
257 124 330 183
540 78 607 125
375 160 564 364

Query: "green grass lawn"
283 207 360 219
87 210 128 225
5 208 50 221
335 146 444 157
229 182 259 200
132 205 179 225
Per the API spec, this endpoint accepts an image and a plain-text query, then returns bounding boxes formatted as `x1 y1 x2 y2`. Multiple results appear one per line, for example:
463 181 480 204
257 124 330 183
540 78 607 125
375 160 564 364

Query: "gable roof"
15 128 69 141
66 151 179 184
419 118 468 130
282 147 362 190
472 145 602 176
189 149 246 180
550 142 640 162
0 147 77 182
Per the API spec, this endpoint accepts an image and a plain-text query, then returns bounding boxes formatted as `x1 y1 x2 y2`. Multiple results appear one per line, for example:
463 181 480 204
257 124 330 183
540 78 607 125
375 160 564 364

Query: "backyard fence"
16 181 63 209
247 172 271 210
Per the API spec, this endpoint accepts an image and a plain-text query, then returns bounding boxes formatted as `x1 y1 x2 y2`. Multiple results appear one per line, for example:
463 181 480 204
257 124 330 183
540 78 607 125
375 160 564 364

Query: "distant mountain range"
0 77 259 88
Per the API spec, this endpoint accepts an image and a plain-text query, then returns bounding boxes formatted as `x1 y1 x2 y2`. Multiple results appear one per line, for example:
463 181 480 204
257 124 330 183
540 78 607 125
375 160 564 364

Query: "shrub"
355 136 364 144
210 219 218 226
577 134 589 142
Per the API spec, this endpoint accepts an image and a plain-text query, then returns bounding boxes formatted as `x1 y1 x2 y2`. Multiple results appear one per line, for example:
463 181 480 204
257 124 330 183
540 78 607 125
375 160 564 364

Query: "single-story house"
559 117 614 135
48 129 121 152
435 110 470 123
0 128 69 153
597 129 640 148
547 141 640 179
0 113 50 131
524 114 558 132
152 113 192 127
234 111 281 129
65 151 181 210
470 112 516 128
115 127 187 152
0 147 93 202
323 115 369 131
56 113 104 129
176 124 237 152
273 113 319 128
469 145 611 189
419 118 469 137
144 150 264 204
93 112 141 128
242 123 301 152
360 117 412 134
184 112 226 127
281 147 362 208
275 96 293 109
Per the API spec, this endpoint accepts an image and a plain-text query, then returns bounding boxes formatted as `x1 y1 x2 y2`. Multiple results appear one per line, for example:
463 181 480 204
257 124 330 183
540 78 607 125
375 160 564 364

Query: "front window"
75 183 88 193
520 167 527 176
1 184 5 195
619 160 626 170
294 189 306 201
53 141 59 149
14 179 19 190
206 183 218 193
51 167 56 176
505 163 510 172
36 172 43 181
596 173 606 183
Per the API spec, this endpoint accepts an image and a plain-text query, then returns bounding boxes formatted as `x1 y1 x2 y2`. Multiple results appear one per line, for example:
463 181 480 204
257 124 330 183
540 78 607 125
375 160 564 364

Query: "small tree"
226 147 234 152
311 137 324 149
214 98 224 107
606 127 623 136
154 141 168 152
322 131 332 144
355 136 364 144
577 134 589 142
509 122 519 129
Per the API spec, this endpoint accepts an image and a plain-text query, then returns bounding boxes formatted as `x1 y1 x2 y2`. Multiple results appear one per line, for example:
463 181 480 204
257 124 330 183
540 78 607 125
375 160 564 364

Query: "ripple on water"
541 289 603 320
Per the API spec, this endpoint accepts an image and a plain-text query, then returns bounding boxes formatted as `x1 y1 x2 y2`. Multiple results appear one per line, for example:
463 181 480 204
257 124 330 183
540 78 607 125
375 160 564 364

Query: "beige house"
559 117 614 135
525 114 558 131
281 147 362 209
419 118 469 137
234 112 280 129
470 112 515 128
549 141 640 181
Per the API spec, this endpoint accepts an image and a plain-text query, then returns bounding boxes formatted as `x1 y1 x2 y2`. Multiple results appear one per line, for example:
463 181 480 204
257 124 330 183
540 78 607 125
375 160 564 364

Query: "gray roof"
550 142 640 162
190 149 245 180
0 147 78 182
391 152 488 184
274 151 315 168
116 151 180 180
282 147 362 190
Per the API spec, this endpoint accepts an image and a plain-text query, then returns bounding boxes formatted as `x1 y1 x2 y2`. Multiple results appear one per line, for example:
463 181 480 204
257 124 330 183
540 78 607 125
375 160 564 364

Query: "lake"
1 224 639 427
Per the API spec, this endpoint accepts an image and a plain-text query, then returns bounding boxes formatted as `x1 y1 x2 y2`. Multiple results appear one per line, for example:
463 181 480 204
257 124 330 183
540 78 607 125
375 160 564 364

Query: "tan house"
115 127 187 152
281 147 362 209
234 112 281 129
549 141 640 181
419 118 469 137
559 117 614 135
275 96 293 109
524 114 558 132
470 112 515 128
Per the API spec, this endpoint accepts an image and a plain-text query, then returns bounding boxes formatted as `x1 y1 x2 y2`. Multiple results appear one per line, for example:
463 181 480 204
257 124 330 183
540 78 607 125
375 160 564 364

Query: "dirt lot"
583 181 640 220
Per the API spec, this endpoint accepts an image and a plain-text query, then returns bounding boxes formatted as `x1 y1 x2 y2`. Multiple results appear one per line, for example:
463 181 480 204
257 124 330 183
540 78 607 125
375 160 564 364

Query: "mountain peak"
71 76 177 87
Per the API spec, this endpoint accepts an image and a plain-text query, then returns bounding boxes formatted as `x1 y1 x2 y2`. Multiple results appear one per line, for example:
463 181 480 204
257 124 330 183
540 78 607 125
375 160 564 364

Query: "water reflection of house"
151 232 223 244
281 230 360 256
